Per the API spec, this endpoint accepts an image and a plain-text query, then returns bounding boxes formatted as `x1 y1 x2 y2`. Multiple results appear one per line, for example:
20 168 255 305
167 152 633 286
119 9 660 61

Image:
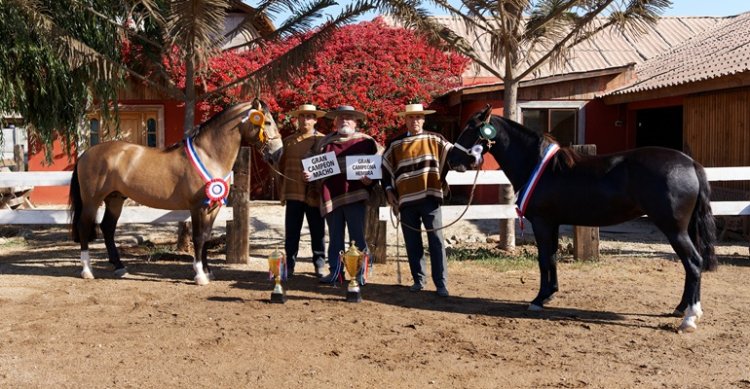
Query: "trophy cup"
267 249 287 304
340 241 364 303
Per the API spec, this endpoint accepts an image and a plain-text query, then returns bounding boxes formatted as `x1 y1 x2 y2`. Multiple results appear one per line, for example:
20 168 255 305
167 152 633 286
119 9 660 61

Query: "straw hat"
396 103 436 117
287 104 327 118
324 105 366 120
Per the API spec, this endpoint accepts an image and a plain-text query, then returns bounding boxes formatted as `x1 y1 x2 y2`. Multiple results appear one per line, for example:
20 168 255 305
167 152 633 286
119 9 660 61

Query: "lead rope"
389 153 485 234
389 158 484 285
396 224 401 284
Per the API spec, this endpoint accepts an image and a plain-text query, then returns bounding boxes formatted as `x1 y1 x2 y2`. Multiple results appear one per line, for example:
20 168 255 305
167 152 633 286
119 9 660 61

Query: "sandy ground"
1 202 749 388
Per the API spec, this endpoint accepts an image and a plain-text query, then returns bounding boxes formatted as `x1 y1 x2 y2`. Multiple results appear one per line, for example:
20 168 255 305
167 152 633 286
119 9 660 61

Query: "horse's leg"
190 207 218 285
78 206 98 279
101 194 128 278
662 229 704 332
529 220 560 310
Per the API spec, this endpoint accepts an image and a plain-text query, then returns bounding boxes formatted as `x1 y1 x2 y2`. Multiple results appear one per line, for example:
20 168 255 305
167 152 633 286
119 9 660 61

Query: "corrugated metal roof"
421 15 726 81
609 12 750 96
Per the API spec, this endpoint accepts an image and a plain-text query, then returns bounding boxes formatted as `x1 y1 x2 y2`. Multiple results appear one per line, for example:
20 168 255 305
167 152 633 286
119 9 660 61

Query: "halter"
244 108 282 156
453 113 496 163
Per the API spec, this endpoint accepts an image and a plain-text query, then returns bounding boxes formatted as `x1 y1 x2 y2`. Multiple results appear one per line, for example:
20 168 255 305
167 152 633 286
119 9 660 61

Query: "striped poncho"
279 131 324 204
382 131 453 208
317 131 381 216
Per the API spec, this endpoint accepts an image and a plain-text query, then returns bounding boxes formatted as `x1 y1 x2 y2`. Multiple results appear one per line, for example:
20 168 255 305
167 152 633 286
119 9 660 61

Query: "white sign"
345 155 382 180
301 152 341 181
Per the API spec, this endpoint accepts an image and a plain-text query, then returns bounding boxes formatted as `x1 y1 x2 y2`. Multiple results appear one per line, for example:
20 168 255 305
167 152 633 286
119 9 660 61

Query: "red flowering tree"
162 17 469 143
244 17 470 144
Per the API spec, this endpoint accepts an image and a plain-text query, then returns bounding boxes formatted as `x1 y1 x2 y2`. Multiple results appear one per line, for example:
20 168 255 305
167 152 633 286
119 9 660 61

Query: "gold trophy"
340 241 364 303
268 249 287 304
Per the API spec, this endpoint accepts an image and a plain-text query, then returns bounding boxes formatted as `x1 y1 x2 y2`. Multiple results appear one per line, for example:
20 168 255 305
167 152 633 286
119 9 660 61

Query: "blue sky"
253 1 750 25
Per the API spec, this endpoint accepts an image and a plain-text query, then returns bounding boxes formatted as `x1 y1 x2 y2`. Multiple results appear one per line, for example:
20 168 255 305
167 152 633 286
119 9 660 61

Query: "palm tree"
374 0 671 249
2 0 374 151
376 0 671 120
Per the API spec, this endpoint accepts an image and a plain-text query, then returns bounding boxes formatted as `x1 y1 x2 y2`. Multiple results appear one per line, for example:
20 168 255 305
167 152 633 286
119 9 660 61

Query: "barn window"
89 118 100 146
522 108 578 146
146 118 157 147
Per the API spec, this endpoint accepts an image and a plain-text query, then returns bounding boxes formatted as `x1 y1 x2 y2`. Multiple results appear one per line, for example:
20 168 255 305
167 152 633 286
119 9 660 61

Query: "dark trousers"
284 200 326 273
325 201 367 278
399 198 447 288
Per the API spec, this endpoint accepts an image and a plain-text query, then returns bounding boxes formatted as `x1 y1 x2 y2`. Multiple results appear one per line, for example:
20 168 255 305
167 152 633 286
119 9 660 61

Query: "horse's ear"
480 104 492 121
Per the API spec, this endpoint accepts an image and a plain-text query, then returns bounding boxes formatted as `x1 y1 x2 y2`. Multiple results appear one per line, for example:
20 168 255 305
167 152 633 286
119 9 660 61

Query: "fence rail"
1 168 749 225
378 168 750 221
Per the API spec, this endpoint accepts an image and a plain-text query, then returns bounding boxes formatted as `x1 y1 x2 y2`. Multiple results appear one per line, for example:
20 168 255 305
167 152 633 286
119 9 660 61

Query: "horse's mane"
162 100 271 151
190 101 259 137
495 115 582 169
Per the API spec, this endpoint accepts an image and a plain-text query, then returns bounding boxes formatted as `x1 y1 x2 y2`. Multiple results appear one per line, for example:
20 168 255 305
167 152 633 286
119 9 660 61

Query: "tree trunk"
177 56 197 250
498 79 519 250
571 145 599 261
176 221 192 252
13 145 24 171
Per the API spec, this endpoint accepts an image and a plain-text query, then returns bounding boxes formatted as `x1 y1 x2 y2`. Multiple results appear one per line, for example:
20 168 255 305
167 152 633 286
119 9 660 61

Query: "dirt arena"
1 205 749 388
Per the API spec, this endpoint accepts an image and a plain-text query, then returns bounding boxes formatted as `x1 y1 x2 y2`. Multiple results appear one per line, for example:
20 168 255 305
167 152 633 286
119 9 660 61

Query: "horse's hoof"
528 303 544 311
114 267 129 278
542 295 555 304
207 271 216 281
194 274 210 286
81 270 95 279
678 319 698 333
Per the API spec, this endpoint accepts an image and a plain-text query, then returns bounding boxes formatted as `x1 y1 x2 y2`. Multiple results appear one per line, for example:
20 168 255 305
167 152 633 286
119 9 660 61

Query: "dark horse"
69 99 283 285
447 105 717 332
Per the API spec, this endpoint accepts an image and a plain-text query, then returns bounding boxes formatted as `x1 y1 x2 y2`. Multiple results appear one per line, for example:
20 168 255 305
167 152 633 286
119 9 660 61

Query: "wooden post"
226 147 251 264
365 186 387 264
571 144 599 261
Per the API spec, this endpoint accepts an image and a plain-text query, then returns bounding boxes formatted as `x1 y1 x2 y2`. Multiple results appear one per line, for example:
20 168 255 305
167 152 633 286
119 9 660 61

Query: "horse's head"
447 104 497 172
239 98 283 165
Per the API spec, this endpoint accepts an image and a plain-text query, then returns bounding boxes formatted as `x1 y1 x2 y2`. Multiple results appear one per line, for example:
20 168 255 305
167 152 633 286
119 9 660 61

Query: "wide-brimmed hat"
324 105 366 120
287 104 327 118
396 103 436 117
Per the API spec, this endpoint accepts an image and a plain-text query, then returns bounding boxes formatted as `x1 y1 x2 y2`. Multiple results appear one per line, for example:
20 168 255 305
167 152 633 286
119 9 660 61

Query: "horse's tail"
690 163 718 272
68 162 96 243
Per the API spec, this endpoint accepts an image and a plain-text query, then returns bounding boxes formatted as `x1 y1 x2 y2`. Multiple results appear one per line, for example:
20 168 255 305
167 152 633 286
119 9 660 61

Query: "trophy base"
346 291 362 303
270 291 287 304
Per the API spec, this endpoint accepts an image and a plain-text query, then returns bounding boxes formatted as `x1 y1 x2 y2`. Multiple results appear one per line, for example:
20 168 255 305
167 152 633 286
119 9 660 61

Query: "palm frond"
167 0 228 65
224 0 338 52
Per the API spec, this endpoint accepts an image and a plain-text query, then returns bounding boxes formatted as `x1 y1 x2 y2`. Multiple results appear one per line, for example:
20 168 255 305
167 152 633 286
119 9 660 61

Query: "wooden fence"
1 168 749 223
1 169 749 259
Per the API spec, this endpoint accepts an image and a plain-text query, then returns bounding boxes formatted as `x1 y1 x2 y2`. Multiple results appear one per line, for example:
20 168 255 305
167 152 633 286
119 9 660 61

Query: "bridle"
242 105 281 157
451 112 496 169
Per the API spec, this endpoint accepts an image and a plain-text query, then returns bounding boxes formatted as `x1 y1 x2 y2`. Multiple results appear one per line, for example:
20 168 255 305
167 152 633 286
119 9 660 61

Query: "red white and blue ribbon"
515 143 560 229
185 137 233 207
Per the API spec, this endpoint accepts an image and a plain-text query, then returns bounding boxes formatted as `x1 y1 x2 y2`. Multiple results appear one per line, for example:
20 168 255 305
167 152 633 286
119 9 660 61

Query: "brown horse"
69 99 282 285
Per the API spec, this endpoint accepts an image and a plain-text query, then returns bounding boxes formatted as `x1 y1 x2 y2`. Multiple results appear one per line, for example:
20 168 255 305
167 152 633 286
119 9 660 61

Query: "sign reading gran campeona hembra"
345 155 382 180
